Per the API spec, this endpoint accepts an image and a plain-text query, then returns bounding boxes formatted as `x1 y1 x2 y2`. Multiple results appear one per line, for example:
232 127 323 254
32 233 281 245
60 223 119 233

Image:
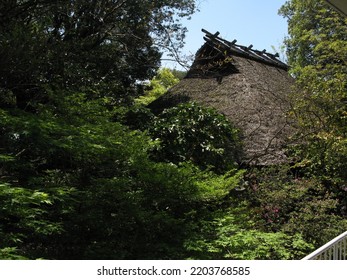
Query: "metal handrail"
302 231 347 260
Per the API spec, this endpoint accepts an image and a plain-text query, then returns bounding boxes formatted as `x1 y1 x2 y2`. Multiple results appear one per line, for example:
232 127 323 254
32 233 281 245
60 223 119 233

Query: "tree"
0 0 208 259
0 0 196 108
0 88 247 259
279 0 347 186
136 68 180 105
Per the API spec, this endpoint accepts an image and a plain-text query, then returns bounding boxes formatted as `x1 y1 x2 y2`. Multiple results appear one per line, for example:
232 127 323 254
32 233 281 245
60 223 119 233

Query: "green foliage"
279 0 347 69
0 247 28 260
0 90 247 259
185 203 313 260
149 102 242 173
194 169 244 201
0 181 76 258
0 2 201 253
246 166 347 247
279 0 347 185
0 0 196 108
136 68 180 105
74 164 245 259
241 16 347 244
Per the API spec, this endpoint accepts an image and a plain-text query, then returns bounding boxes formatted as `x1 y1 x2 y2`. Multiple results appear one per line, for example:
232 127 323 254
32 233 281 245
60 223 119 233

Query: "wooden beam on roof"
202 29 220 38
200 29 290 71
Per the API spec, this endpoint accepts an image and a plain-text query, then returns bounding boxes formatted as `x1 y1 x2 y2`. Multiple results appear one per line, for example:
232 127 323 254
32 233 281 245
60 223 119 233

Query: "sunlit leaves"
185 205 313 260
280 0 347 184
149 102 242 173
136 68 180 105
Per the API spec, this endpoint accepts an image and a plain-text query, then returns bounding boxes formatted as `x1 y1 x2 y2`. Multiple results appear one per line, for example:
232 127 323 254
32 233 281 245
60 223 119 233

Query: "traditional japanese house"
150 30 296 165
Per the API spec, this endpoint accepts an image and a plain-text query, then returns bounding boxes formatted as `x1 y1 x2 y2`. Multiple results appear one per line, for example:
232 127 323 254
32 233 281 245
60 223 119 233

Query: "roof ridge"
201 29 289 70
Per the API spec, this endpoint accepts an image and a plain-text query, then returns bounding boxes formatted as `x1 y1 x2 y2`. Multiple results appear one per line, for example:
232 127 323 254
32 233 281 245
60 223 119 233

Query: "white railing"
302 231 347 260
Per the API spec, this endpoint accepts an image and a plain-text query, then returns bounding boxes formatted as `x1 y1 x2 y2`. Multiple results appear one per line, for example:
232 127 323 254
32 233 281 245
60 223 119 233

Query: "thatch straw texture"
150 32 295 165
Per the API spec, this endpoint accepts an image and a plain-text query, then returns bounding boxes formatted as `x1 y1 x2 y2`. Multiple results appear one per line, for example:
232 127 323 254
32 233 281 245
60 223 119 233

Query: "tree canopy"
279 0 347 184
0 0 195 108
274 0 347 243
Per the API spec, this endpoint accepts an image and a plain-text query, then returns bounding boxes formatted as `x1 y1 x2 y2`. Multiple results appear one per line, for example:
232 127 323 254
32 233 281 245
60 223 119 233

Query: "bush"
149 102 242 173
246 166 347 247
185 205 313 260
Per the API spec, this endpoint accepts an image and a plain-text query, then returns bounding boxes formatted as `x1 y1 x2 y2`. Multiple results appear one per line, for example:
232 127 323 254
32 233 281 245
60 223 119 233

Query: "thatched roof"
150 30 295 166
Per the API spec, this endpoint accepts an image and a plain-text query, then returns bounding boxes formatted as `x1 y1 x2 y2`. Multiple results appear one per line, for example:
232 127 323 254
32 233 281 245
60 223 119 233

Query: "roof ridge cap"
201 29 289 70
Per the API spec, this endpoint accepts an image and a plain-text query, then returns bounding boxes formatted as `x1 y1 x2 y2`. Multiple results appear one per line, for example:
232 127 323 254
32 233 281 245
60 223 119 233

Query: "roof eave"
325 0 347 17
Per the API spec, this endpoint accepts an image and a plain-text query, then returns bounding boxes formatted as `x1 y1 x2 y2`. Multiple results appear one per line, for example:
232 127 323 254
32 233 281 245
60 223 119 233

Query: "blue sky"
162 0 289 69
